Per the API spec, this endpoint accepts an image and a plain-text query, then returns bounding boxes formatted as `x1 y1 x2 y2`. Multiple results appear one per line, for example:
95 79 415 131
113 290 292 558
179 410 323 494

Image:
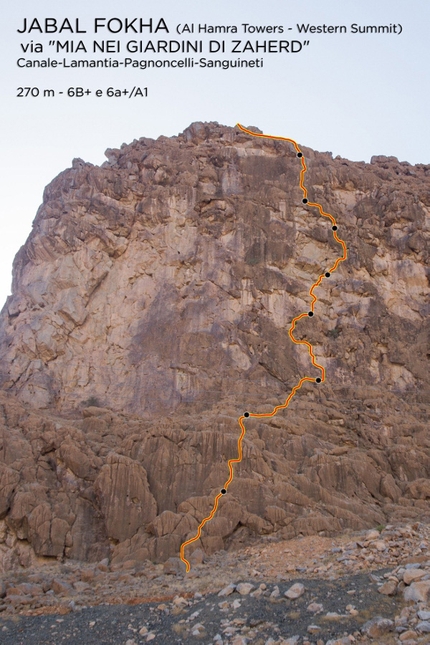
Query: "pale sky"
1 0 429 307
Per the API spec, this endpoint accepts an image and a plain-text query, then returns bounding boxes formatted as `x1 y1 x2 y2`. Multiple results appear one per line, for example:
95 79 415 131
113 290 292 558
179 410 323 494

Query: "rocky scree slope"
0 122 428 571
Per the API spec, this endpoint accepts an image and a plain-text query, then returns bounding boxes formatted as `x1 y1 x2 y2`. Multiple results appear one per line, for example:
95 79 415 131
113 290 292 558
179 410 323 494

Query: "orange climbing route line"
179 123 348 572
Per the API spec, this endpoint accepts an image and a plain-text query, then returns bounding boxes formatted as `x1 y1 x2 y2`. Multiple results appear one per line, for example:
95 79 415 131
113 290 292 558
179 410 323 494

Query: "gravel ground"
1 524 430 644
0 570 402 645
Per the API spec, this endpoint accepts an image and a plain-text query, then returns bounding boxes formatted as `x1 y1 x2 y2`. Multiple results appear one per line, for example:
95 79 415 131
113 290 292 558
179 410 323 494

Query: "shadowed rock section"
0 122 428 570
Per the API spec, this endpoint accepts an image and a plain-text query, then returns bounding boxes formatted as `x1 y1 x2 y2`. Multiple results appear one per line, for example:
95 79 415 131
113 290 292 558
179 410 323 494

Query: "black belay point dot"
221 488 227 495
325 272 331 278
297 152 303 158
316 377 322 383
332 225 338 231
302 198 308 204
244 412 250 418
308 311 314 317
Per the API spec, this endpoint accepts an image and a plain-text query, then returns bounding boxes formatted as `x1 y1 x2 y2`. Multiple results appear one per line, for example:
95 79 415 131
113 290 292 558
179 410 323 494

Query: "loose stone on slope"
361 615 394 638
218 584 236 597
236 582 254 595
284 583 305 599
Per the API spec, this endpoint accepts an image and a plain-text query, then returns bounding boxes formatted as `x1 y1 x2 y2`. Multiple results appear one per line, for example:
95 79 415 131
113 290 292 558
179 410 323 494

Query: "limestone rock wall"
0 122 428 569
0 387 428 572
1 122 428 415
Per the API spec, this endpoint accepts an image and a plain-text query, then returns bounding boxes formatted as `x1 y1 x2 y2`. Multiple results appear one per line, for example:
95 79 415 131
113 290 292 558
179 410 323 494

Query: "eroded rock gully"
0 122 428 572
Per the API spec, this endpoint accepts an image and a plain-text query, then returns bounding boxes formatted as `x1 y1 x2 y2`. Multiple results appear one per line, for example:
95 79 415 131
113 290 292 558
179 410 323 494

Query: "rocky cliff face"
0 122 428 571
